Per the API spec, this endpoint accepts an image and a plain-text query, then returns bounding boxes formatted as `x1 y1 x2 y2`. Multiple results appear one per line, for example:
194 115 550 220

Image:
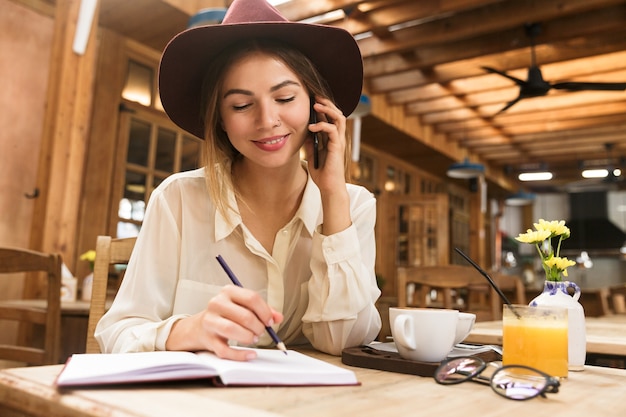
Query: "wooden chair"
397 265 525 321
85 236 136 354
609 284 626 314
0 247 62 365
397 265 490 315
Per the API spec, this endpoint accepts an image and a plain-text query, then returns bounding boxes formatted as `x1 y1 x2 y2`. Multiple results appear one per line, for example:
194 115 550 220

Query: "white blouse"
95 167 381 355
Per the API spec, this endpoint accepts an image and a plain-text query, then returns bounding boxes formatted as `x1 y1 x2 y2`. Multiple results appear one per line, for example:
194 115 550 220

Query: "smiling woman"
95 0 381 361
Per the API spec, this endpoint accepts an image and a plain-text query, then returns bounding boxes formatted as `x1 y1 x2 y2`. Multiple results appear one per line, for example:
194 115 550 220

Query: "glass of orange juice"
502 304 568 378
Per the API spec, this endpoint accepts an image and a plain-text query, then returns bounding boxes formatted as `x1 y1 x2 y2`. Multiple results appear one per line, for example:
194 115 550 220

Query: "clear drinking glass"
502 304 568 378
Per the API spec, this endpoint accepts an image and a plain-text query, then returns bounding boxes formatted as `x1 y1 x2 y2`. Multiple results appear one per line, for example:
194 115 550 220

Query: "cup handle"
564 281 581 301
393 314 417 350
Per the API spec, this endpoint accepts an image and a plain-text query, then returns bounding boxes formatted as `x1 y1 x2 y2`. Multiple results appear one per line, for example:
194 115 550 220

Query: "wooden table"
465 315 626 357
1 349 625 417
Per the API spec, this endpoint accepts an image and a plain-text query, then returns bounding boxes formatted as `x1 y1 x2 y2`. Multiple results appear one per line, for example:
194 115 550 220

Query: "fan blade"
551 81 626 91
495 96 522 115
481 66 525 86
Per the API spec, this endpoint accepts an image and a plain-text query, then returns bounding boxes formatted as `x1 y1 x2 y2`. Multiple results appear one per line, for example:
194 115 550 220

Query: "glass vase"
529 280 586 371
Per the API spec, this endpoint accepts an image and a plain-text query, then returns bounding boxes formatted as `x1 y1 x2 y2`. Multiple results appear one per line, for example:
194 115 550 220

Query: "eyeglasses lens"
491 366 551 400
435 358 484 384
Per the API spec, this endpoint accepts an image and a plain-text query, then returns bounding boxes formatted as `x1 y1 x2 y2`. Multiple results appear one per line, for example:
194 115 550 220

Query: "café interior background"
2 0 626 310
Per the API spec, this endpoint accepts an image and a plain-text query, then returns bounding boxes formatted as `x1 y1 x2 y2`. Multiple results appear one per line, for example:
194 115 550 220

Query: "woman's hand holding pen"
166 285 284 361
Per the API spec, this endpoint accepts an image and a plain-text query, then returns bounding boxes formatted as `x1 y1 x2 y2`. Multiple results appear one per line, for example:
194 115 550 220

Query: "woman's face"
219 51 311 169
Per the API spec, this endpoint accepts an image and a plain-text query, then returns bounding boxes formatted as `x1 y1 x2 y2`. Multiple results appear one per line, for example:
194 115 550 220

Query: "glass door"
111 102 203 237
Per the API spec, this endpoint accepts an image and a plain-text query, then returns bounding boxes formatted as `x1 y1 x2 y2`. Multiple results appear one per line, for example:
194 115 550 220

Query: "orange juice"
502 305 568 378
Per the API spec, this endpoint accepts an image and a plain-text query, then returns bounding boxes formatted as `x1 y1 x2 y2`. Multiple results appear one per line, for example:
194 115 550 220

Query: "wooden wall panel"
0 0 53 345
0 0 52 248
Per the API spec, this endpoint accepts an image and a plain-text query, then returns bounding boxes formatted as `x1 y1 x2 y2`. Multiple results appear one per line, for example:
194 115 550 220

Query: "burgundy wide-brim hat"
159 0 364 140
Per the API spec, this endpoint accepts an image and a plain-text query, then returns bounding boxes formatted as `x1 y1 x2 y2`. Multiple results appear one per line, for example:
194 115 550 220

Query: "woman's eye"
277 96 295 103
232 104 251 111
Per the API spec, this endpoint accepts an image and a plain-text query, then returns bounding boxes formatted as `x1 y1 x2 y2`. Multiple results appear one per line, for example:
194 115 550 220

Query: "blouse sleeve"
94 189 188 353
301 186 382 355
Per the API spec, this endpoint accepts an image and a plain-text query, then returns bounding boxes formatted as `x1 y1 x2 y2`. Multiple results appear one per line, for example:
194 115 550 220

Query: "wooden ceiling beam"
357 0 624 58
276 0 363 22
369 30 626 95
511 120 626 143
363 4 626 79
330 0 503 36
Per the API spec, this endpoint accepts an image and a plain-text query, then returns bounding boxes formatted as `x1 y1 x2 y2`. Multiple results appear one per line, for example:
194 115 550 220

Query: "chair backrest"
397 265 486 304
0 247 62 365
85 236 136 354
397 265 498 320
397 265 527 321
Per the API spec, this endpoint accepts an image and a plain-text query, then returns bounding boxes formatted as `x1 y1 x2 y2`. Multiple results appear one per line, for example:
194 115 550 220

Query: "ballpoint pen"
216 255 288 355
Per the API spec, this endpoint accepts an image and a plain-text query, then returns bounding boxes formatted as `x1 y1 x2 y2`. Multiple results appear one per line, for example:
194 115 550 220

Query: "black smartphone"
309 96 319 169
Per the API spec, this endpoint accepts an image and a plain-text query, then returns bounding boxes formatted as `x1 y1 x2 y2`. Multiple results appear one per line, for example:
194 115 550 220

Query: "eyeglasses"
433 356 560 401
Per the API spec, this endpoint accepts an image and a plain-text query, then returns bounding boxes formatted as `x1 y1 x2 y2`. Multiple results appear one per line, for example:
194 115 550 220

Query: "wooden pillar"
28 0 100 297
469 176 487 267
74 28 127 282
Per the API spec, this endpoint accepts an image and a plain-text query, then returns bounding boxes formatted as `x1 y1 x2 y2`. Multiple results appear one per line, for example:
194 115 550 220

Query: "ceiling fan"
482 22 626 115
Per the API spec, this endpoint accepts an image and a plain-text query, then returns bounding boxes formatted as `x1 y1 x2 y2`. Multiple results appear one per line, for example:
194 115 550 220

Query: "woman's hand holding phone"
308 96 346 174
307 96 352 236
307 97 348 184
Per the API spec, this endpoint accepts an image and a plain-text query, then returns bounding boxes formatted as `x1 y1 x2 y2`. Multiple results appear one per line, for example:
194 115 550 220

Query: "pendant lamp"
188 8 228 28
505 190 536 206
446 158 485 179
348 94 372 162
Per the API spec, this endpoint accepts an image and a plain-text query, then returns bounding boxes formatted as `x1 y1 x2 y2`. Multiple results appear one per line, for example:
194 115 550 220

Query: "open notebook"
55 348 358 388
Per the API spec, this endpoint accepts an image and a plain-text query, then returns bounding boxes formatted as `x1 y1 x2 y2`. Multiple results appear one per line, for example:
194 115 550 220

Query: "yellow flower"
516 229 551 244
80 250 96 263
515 219 574 282
544 256 576 277
533 219 570 239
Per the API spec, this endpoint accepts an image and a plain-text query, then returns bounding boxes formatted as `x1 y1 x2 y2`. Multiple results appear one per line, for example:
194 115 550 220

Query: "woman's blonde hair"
200 39 351 221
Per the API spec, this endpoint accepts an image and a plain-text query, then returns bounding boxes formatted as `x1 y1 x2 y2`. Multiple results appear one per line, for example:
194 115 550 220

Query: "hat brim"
159 22 363 139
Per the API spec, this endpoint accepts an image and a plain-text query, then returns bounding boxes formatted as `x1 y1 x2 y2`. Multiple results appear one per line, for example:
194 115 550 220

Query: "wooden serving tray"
341 345 502 377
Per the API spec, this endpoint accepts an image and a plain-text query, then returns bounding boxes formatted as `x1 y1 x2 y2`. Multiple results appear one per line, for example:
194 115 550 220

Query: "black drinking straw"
454 247 522 319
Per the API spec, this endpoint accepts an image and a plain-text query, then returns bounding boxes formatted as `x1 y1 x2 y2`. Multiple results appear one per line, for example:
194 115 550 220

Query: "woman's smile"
253 134 289 151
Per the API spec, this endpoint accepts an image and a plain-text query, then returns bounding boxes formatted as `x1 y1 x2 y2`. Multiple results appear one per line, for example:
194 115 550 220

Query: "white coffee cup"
390 307 459 362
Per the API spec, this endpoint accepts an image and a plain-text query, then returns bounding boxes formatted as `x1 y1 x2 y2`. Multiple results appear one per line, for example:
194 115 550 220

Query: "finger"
206 292 266 342
224 285 276 327
203 308 262 346
211 341 258 362
270 309 284 325
314 98 345 125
